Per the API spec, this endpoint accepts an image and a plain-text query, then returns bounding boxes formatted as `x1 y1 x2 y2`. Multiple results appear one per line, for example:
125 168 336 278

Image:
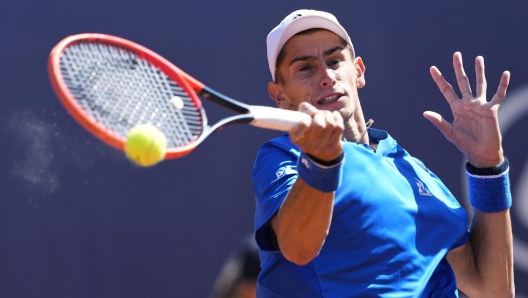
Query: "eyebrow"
288 46 344 66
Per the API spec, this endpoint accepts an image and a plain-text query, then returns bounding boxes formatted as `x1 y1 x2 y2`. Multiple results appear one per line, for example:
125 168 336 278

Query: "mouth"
317 94 341 105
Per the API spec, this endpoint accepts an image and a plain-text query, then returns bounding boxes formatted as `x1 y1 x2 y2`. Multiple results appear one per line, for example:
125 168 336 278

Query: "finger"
319 111 339 144
292 109 326 144
423 111 453 141
430 66 458 105
309 110 327 138
489 71 510 106
322 111 345 145
290 115 311 142
332 111 345 138
475 56 487 97
328 111 344 149
453 52 473 98
291 102 319 141
316 111 343 160
317 111 336 144
297 102 318 116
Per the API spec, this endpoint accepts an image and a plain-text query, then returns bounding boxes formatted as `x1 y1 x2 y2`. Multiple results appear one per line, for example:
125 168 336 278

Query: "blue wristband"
466 159 512 213
297 152 344 192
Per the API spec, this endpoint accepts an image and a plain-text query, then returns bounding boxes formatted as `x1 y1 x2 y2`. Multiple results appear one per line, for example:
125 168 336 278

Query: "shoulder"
252 134 299 185
255 134 300 161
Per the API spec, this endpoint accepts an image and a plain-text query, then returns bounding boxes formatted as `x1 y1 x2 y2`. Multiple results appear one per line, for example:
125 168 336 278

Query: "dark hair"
210 235 261 298
274 28 354 84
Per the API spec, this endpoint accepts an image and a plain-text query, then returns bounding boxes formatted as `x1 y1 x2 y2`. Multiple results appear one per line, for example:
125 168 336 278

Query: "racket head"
48 33 208 159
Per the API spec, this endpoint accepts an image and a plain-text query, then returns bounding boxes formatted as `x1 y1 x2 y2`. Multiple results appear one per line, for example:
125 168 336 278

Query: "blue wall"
1 1 527 297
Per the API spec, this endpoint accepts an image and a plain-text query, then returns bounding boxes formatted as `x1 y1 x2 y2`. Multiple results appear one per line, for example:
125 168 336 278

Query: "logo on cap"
292 14 302 20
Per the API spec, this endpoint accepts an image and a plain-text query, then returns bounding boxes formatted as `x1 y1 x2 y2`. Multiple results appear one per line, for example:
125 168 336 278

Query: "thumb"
290 103 317 142
423 111 452 140
297 102 318 116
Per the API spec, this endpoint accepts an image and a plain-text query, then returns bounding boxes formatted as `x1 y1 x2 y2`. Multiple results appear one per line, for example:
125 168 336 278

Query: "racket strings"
59 41 204 148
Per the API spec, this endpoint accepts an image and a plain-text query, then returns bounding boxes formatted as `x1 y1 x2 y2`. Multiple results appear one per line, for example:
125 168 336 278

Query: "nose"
319 67 337 88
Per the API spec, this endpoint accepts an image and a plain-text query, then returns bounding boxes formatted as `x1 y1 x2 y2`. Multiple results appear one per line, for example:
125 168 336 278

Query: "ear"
355 57 366 88
268 82 291 109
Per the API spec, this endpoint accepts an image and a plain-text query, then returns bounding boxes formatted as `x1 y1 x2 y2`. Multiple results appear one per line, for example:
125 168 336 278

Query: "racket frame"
48 33 253 159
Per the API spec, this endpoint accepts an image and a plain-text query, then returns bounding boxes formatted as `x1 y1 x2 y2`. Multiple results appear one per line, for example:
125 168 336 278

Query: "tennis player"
252 9 514 297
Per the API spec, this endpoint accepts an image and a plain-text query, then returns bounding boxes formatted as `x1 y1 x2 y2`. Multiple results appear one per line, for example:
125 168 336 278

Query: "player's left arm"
424 52 514 297
446 211 513 297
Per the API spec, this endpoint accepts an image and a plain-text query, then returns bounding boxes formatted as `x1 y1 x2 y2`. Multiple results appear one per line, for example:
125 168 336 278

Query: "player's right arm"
270 102 344 265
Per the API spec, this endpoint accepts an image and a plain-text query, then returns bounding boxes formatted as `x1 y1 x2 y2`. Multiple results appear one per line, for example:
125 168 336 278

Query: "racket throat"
195 114 255 145
200 86 251 114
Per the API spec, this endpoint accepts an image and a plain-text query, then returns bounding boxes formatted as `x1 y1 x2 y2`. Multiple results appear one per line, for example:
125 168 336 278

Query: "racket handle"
248 106 311 131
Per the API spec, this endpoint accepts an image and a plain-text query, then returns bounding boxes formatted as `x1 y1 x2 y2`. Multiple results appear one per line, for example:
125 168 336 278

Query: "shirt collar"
368 128 394 156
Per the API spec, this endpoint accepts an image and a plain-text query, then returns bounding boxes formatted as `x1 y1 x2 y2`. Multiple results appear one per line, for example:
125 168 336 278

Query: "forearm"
268 103 343 265
271 178 334 265
467 159 514 295
470 210 514 295
451 210 514 297
448 159 514 296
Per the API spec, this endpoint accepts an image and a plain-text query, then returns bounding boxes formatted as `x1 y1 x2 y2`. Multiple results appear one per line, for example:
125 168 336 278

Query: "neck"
343 104 369 144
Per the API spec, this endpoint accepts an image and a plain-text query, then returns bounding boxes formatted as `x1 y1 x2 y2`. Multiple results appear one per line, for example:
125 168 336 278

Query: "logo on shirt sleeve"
276 165 296 179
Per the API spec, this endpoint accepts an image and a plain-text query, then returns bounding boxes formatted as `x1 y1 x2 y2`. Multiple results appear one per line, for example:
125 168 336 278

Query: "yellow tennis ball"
125 124 167 167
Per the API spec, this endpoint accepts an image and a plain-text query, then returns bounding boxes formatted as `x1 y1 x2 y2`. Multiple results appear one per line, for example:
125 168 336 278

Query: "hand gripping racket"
48 33 309 159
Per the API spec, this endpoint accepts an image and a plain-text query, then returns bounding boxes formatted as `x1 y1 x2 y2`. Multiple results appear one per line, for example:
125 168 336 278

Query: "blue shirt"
252 129 469 297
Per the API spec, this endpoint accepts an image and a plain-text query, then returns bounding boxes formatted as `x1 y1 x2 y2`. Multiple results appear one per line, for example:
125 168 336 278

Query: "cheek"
337 69 356 88
285 81 314 104
340 64 355 80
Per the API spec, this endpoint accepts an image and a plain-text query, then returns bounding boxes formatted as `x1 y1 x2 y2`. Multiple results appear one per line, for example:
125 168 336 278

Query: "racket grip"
248 106 311 131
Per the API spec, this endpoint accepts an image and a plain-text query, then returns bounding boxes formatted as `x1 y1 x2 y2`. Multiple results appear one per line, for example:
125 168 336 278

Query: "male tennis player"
252 9 514 297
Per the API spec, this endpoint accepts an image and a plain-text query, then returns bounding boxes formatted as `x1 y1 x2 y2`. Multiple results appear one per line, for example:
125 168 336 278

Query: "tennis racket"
48 33 309 159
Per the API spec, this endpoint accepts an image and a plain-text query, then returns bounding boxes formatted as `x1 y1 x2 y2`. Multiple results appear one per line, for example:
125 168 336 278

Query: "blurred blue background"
1 0 527 297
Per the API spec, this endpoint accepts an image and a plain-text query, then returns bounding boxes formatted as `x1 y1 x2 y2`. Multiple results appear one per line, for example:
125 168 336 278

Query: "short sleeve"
252 136 299 252
450 229 470 250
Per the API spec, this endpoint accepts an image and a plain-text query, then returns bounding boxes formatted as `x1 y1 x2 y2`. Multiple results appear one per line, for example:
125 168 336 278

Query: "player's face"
269 30 365 125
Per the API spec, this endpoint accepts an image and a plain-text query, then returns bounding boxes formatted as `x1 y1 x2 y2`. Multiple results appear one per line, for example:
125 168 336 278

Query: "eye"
329 59 341 67
299 65 312 72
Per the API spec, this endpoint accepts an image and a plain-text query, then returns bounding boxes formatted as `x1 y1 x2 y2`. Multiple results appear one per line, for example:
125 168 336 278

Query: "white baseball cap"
267 9 354 81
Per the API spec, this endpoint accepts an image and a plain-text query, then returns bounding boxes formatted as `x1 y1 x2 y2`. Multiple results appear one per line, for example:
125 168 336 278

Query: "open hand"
424 52 509 168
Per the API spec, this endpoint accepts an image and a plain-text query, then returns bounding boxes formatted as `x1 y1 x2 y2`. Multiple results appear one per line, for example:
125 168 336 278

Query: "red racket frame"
48 33 210 159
